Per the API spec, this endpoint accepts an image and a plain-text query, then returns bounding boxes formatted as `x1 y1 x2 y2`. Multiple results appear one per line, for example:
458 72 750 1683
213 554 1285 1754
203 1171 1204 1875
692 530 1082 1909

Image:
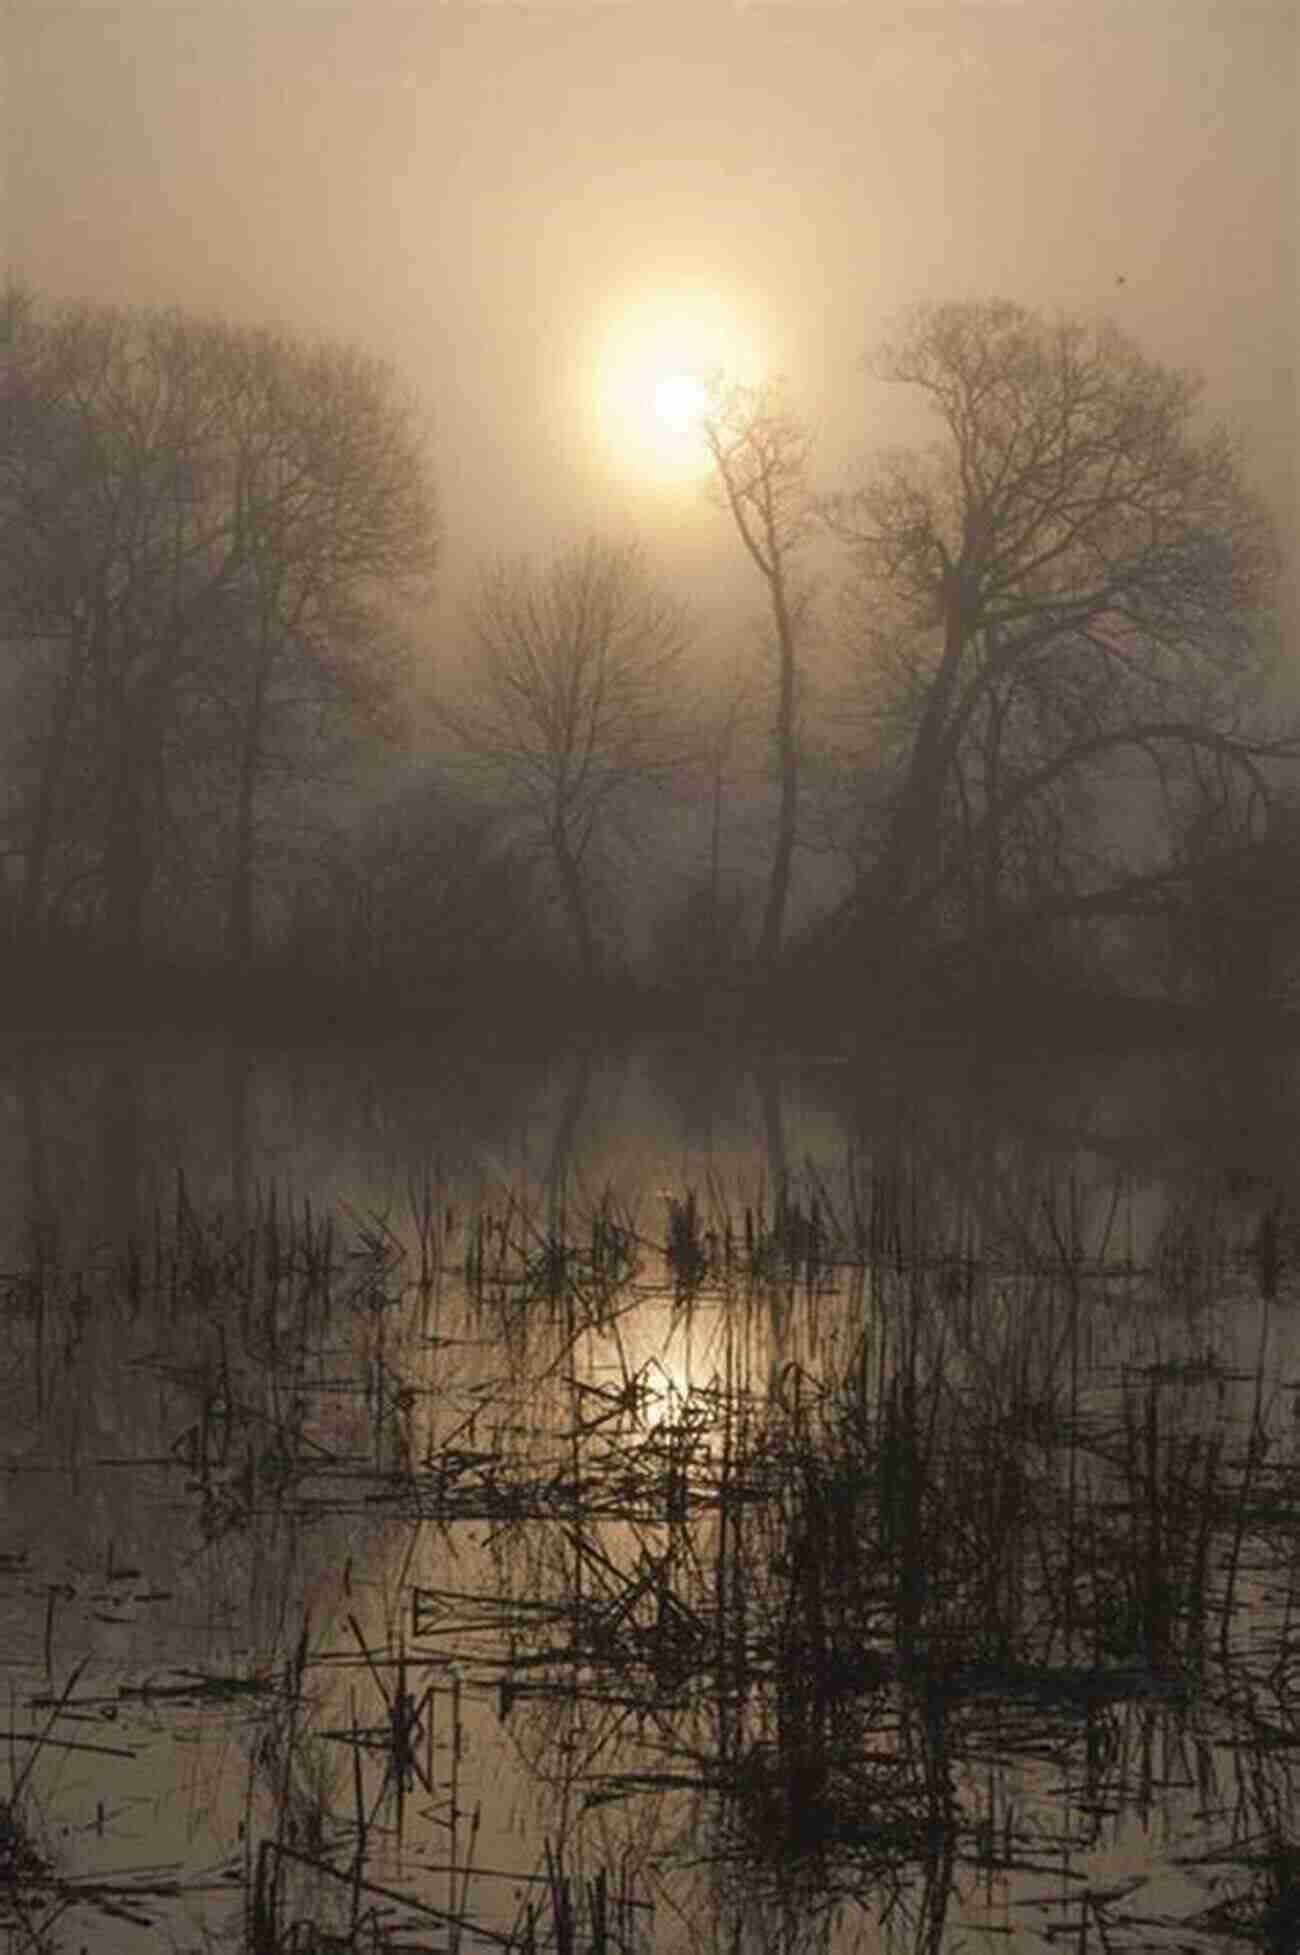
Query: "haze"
7 0 1295 586
7 13 1300 1943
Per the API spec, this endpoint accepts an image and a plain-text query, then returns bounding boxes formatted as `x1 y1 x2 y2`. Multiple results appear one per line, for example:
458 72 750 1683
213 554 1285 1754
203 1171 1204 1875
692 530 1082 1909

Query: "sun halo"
651 370 712 439
592 297 761 485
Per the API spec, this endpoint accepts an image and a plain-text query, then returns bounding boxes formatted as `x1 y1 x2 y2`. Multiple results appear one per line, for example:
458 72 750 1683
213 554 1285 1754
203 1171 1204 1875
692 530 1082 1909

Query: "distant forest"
2 288 1295 1040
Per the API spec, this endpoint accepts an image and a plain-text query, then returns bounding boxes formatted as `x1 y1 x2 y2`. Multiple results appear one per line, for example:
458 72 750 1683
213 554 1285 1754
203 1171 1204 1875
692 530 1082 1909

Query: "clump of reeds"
0 1795 53 1917
104 1175 343 1342
466 1185 640 1322
663 1164 853 1299
507 1840 645 1953
740 1182 834 1293
1197 1831 1300 1950
1071 1374 1222 1670
1153 1188 1228 1317
1 1664 86 1953
663 1189 716 1295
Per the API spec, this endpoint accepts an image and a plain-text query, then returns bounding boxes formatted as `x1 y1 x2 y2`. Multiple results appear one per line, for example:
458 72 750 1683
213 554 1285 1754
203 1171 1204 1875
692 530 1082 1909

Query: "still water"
3 1032 1299 1953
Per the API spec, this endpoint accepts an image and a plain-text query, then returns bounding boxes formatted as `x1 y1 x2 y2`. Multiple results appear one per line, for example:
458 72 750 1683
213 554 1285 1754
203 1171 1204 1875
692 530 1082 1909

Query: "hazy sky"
5 0 1296 607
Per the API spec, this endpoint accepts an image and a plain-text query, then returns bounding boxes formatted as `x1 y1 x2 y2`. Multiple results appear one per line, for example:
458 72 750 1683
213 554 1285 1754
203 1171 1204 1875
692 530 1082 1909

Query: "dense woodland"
1 287 1295 1040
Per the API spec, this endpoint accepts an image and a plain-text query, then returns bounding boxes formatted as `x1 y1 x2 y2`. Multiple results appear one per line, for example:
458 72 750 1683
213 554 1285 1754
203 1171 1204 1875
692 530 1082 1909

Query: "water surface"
3 1032 1299 1953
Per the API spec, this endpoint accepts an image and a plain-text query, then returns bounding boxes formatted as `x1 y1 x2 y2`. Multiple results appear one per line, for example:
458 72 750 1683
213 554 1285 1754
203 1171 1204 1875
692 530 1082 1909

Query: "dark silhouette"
821 299 1286 999
440 536 692 983
702 381 814 975
0 290 438 974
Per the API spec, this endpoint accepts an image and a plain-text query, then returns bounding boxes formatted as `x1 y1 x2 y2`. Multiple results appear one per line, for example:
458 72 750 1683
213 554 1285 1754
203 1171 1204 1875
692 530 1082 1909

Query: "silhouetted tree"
824 300 1286 984
651 657 761 985
208 328 436 970
701 659 759 957
337 780 545 992
652 871 756 988
0 291 438 965
0 296 244 949
1158 768 1300 1010
442 537 692 981
702 382 814 973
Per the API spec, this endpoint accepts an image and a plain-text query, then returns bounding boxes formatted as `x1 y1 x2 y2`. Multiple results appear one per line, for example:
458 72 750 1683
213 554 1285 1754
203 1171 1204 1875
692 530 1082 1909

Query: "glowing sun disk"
592 296 762 483
652 370 710 438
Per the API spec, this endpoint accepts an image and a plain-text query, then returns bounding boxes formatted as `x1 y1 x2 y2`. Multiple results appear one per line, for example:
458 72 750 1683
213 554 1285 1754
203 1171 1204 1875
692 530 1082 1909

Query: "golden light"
652 370 711 440
636 1348 692 1432
591 295 764 484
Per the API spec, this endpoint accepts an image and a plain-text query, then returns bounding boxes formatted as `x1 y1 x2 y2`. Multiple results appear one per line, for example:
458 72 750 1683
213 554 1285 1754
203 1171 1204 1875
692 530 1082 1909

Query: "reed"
9 1153 1300 1951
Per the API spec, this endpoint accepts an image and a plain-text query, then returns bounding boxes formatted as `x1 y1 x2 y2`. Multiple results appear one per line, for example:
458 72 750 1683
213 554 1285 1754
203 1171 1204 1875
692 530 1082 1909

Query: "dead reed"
9 1155 1300 1951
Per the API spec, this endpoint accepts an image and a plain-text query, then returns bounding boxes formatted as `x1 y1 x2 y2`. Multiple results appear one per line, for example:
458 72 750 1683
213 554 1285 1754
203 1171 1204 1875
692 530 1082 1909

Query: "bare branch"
438 535 692 980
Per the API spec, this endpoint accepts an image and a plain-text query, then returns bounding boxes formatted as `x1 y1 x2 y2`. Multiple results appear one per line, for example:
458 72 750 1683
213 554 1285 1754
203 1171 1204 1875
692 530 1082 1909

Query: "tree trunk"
20 637 86 942
104 727 150 960
756 572 799 973
227 657 270 973
227 764 256 973
828 578 971 979
552 824 597 981
709 754 723 948
883 578 969 912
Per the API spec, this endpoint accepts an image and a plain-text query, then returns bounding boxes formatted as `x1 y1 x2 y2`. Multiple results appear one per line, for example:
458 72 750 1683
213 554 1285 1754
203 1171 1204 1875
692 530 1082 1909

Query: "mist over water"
6 1032 1294 1271
5 1028 1300 1949
2 6 1297 1940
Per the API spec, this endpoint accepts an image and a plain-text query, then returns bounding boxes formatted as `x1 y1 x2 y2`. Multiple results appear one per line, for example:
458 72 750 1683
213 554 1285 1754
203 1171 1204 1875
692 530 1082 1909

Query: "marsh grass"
1198 1833 1300 1949
1 1669 69 1955
1 1658 241 1952
466 1184 641 1324
8 1158 1300 1951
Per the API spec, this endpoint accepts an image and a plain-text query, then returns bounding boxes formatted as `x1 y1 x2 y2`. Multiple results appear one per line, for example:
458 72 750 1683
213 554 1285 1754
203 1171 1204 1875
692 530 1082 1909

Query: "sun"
652 370 712 441
591 295 763 484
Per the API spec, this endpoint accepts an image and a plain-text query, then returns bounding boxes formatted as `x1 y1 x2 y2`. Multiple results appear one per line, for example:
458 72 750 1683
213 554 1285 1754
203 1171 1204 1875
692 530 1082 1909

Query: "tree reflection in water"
4 1038 1300 1951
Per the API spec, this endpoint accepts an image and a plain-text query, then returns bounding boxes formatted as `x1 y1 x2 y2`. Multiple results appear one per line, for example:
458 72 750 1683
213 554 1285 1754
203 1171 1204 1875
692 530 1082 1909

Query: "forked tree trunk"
104 737 150 960
756 570 799 974
20 640 86 941
552 825 597 981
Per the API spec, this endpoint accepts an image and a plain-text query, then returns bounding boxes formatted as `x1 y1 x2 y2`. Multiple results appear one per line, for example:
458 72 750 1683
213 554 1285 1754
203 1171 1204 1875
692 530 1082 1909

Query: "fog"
2 0 1296 1022
5 16 1300 1945
8 0 1295 592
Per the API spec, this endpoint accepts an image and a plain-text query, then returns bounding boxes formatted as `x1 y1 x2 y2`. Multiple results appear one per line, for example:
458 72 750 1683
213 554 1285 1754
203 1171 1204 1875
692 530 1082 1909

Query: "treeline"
0 293 436 974
2 288 1296 1035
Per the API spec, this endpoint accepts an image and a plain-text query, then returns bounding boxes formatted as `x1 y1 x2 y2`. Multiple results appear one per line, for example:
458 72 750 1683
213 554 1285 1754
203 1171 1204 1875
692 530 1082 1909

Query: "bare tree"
1 300 254 952
0 292 438 965
701 381 814 973
651 659 761 987
702 659 759 959
824 299 1286 979
209 328 437 969
442 537 692 981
